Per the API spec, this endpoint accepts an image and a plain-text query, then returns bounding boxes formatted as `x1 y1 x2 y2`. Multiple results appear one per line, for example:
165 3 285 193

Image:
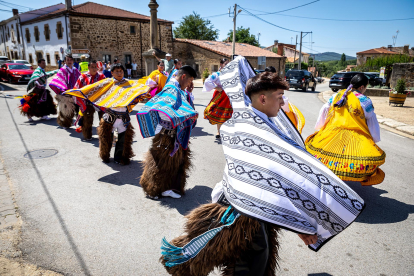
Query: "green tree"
173 12 219 40
226 26 259 46
340 53 346 66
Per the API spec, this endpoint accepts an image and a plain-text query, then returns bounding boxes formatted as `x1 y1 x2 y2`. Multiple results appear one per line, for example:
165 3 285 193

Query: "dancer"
145 61 168 96
137 65 198 199
73 60 106 140
20 58 58 121
265 66 305 134
306 73 385 185
160 57 365 276
203 58 232 139
165 59 182 84
50 54 81 128
64 63 151 165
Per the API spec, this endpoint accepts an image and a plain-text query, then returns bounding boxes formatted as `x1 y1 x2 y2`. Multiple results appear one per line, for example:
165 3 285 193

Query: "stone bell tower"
142 0 165 75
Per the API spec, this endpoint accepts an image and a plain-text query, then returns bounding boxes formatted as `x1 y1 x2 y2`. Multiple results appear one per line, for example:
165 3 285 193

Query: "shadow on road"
98 160 143 186
159 185 213 215
350 183 414 224
191 126 213 137
0 82 19 91
194 103 207 107
308 273 334 276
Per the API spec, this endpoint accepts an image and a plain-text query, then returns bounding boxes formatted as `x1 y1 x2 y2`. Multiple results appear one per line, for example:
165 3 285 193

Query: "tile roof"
286 57 299 63
357 47 398 55
21 2 172 24
175 38 283 58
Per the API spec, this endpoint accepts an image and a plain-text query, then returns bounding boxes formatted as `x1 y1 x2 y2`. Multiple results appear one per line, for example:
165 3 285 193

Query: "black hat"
179 65 197 78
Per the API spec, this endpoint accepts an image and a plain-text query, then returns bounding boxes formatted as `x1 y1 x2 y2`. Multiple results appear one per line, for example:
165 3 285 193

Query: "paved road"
0 81 413 275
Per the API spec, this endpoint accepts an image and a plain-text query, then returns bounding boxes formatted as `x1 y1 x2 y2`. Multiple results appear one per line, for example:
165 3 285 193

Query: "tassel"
161 237 190 267
20 98 26 105
334 84 353 107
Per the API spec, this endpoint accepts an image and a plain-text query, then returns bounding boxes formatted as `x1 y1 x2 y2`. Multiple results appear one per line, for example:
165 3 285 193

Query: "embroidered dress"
145 69 169 95
282 95 306 134
161 56 365 272
203 71 233 125
305 89 385 185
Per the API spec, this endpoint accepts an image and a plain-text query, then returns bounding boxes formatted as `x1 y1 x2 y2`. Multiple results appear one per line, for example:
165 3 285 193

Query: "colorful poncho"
136 80 198 149
63 78 152 112
49 65 81 95
27 67 58 92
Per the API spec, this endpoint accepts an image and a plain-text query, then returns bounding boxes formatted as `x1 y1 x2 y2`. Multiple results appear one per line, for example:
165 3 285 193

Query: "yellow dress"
147 69 168 94
305 90 385 185
285 102 305 134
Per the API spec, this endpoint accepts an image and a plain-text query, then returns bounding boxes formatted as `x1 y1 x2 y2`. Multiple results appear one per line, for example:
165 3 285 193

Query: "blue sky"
2 0 414 57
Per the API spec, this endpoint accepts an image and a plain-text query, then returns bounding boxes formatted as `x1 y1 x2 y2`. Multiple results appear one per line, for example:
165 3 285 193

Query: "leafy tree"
174 12 219 40
226 26 259 47
340 53 346 66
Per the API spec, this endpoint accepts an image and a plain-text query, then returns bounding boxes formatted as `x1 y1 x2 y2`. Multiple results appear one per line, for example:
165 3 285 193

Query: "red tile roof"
357 47 398 55
21 2 172 24
175 38 283 58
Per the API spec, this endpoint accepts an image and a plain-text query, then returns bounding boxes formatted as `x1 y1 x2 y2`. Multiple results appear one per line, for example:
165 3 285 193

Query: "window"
28 54 33 64
56 22 63 39
44 24 50 41
36 51 43 61
213 65 219 72
11 25 15 42
46 54 50 64
55 53 60 63
130 26 136 35
34 26 40 42
102 54 111 63
125 54 131 64
25 28 30 43
16 24 20 43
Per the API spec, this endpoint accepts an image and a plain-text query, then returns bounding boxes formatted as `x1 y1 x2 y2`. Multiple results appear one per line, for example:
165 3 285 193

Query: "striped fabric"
49 65 81 94
27 67 58 92
63 78 151 111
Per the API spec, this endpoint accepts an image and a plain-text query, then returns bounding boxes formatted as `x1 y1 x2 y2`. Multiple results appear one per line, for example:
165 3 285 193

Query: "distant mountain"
309 52 356 61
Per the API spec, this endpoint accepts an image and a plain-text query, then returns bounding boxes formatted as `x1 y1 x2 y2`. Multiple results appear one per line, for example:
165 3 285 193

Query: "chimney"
12 9 18 16
403 45 409 54
65 0 72 10
274 40 278 45
388 45 393 51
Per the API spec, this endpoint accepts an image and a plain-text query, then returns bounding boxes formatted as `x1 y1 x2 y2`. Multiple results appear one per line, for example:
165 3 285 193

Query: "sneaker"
161 190 181 199
28 117 34 122
41 116 51 120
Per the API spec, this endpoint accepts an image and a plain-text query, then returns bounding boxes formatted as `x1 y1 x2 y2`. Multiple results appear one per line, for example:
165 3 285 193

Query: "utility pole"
257 32 261 46
293 35 297 69
232 4 237 56
298 31 312 70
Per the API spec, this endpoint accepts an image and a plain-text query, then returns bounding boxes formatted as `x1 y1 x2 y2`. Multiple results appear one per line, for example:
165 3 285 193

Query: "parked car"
315 77 324 83
285 69 316 91
0 63 34 83
329 72 362 92
10 60 33 70
0 56 10 65
364 72 383 87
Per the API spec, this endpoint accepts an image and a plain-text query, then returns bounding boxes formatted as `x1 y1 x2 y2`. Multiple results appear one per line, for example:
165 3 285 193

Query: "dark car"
285 69 316 92
0 63 34 83
364 72 383 87
329 72 362 92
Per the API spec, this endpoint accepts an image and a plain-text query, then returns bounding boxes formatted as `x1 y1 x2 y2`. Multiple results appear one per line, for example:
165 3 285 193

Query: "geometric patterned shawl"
216 56 365 251
27 67 58 92
49 65 81 95
63 78 152 112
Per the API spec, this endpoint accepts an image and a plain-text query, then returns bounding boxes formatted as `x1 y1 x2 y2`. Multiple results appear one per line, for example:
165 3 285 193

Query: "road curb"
318 90 414 139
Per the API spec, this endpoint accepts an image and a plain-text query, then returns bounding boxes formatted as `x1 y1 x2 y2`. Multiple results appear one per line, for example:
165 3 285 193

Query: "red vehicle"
0 63 34 83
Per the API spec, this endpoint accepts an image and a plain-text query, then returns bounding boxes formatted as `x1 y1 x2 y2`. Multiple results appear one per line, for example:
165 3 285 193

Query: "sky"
1 0 414 57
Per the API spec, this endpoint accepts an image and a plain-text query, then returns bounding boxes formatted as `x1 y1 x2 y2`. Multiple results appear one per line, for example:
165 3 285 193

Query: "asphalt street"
0 81 413 276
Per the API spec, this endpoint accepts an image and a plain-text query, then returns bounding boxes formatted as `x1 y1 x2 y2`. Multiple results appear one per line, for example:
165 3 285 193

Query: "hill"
310 52 356 61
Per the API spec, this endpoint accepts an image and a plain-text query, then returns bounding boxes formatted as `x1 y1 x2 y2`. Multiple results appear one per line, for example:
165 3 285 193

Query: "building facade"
356 47 398 66
264 40 309 64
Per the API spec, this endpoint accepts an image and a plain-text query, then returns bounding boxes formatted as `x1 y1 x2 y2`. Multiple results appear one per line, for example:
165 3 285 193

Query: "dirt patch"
0 256 62 276
370 96 414 125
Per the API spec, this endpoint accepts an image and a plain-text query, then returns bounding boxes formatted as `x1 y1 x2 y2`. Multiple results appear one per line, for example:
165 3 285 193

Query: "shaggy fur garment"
82 104 95 140
21 89 57 118
56 94 75 128
160 203 281 276
97 119 135 164
140 131 192 197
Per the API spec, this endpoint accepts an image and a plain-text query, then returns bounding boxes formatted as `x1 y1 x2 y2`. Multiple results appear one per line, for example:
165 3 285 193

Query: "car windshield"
332 73 345 78
286 71 304 77
9 64 29 70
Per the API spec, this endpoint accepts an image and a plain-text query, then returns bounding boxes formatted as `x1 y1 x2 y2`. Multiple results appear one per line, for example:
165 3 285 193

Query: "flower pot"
389 92 407 106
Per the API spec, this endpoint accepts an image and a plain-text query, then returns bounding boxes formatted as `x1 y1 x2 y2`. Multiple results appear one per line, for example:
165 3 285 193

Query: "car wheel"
311 84 316 91
302 83 308 92
332 88 338 92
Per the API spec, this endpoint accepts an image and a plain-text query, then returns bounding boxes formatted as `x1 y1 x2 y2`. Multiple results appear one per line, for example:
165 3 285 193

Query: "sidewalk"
319 90 414 137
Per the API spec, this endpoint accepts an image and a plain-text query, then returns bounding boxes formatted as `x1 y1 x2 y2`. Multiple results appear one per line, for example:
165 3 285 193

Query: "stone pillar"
142 0 165 76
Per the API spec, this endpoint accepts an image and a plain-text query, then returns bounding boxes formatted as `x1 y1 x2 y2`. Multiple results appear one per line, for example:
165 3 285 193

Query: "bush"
202 68 210 79
395 78 407 94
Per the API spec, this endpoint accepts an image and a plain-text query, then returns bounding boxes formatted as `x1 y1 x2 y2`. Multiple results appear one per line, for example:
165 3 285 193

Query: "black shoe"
215 134 221 139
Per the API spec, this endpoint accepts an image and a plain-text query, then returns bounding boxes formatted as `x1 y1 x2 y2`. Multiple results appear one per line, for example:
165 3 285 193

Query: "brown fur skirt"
140 130 192 197
160 203 280 276
56 94 76 128
82 104 96 140
20 89 57 118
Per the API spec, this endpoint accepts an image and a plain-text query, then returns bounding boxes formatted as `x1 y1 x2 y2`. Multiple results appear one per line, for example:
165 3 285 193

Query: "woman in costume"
20 58 58 121
137 66 198 199
203 58 232 139
160 57 365 276
306 73 385 185
64 63 151 165
145 61 169 97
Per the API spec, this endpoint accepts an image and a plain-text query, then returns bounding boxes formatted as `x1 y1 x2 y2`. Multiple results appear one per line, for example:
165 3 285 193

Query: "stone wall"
173 41 286 78
390 63 414 89
69 16 173 77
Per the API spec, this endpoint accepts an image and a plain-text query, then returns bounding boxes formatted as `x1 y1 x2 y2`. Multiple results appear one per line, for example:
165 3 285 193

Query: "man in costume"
20 58 58 122
50 54 81 128
306 73 385 185
65 63 151 165
160 56 365 276
137 65 198 199
73 60 106 140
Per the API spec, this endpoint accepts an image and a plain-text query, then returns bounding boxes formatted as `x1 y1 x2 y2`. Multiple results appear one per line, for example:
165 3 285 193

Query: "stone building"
174 38 286 77
390 63 414 89
1 1 173 74
356 47 398 66
264 40 309 64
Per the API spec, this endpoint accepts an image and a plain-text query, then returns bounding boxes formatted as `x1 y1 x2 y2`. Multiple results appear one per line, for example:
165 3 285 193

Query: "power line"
0 0 32 10
244 0 320 15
